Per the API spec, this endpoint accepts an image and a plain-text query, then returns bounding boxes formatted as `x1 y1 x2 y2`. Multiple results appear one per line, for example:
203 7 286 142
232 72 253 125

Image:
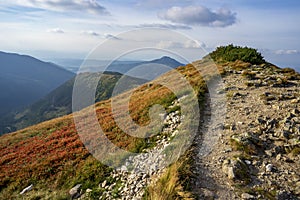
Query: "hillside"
0 60 206 199
0 51 75 116
0 56 184 135
0 72 146 134
0 46 299 199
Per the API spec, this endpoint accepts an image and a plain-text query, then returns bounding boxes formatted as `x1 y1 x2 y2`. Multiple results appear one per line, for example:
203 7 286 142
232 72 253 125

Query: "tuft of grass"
242 70 256 80
145 160 193 200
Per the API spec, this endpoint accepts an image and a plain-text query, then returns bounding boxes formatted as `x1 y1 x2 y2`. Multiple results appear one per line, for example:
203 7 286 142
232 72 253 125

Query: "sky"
0 0 299 69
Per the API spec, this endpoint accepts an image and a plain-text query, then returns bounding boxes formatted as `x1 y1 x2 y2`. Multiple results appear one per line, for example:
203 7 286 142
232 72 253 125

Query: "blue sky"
0 0 299 69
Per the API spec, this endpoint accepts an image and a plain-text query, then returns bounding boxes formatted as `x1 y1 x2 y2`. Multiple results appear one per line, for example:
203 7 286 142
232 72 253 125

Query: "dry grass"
145 161 193 200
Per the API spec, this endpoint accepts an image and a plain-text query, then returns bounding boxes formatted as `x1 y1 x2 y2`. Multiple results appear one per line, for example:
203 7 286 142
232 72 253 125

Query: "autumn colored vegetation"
0 60 213 199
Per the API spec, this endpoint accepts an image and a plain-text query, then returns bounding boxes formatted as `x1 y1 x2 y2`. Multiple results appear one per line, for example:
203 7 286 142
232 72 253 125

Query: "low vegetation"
0 61 208 199
208 44 265 65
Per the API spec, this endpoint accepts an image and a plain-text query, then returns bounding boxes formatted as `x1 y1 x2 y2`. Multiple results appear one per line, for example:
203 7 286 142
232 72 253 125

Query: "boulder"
69 184 82 199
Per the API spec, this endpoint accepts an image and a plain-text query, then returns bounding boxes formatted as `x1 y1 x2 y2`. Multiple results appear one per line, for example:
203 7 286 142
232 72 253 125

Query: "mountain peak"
149 56 185 68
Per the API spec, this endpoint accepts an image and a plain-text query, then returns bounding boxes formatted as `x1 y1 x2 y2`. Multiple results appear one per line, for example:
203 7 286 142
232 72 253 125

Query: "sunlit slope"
0 61 213 199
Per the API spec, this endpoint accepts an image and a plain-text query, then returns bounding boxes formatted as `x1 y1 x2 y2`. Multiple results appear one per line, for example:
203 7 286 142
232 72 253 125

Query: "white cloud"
275 49 299 55
103 34 120 40
156 40 205 49
158 6 237 27
184 40 206 49
47 28 64 33
81 30 100 36
15 0 109 15
135 23 191 30
80 31 120 39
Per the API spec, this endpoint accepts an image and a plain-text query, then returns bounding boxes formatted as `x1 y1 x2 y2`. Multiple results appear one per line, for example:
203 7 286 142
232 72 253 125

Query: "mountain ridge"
0 51 75 116
0 56 184 135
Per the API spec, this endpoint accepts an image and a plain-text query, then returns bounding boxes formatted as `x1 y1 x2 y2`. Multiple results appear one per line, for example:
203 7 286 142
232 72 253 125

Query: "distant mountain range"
0 51 75 115
53 56 185 75
0 72 146 134
0 54 184 134
105 56 185 76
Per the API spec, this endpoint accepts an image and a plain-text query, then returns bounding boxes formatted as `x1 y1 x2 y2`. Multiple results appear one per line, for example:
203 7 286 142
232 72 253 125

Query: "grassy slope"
0 62 210 199
0 72 146 135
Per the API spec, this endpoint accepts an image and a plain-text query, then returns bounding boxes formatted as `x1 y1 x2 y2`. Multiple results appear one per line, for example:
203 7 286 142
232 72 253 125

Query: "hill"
0 72 146 134
0 56 184 135
0 51 75 115
0 46 299 199
0 58 206 199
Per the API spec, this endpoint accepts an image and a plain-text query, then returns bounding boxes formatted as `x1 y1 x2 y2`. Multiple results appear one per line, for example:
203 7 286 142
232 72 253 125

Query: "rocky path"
190 91 238 199
191 63 300 199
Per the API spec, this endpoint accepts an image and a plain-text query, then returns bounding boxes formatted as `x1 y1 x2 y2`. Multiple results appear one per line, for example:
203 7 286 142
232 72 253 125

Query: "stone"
201 188 215 199
101 180 107 188
244 160 251 165
227 166 236 179
292 109 300 115
86 188 92 193
276 154 282 161
241 193 255 199
266 164 273 172
20 184 33 195
223 158 249 181
69 184 82 199
257 117 266 124
291 99 299 104
265 150 273 157
282 130 291 139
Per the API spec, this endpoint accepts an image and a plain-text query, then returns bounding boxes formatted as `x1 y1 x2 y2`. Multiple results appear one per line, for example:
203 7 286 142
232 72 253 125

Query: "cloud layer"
81 31 120 40
156 40 206 49
136 23 191 30
275 49 299 55
16 0 109 15
158 6 237 27
47 28 64 33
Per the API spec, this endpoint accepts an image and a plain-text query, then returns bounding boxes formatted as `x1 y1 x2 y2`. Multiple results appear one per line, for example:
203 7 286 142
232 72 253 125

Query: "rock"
86 188 92 193
292 109 300 115
276 154 282 161
291 99 299 104
244 160 251 165
265 150 273 157
257 117 266 124
241 193 255 199
20 184 33 195
69 184 82 199
282 130 291 139
233 92 242 98
222 158 250 181
201 188 215 199
277 190 298 200
101 180 107 188
227 166 236 179
266 164 273 172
